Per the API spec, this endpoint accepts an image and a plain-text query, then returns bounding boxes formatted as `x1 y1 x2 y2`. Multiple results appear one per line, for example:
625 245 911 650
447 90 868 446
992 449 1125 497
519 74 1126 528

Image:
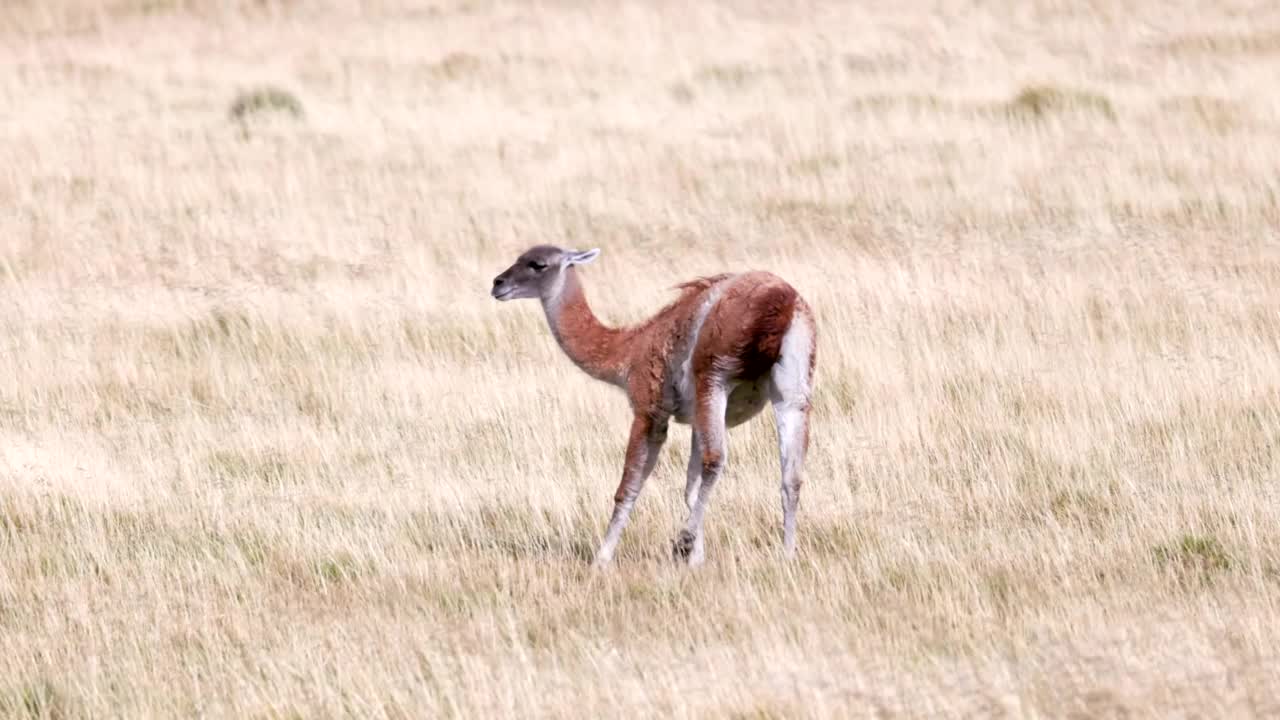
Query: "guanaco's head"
491 245 600 302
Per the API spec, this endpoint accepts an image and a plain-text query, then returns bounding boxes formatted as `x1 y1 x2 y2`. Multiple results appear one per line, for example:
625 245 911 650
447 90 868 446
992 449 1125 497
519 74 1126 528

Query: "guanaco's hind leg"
770 314 814 558
771 398 809 557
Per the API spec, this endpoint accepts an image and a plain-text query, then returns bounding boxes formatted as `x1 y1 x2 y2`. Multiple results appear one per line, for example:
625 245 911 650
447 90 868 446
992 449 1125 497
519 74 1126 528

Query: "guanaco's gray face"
491 245 600 301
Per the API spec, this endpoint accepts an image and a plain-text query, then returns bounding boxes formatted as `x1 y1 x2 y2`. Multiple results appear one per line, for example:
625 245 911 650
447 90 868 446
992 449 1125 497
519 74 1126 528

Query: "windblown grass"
2 0 1279 717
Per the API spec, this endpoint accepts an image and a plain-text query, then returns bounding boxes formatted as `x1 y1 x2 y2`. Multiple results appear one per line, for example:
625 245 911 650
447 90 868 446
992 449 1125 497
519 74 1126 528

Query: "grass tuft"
206 449 297 486
668 81 695 104
0 679 68 720
1154 534 1233 585
229 86 304 122
427 51 484 80
1006 85 1116 121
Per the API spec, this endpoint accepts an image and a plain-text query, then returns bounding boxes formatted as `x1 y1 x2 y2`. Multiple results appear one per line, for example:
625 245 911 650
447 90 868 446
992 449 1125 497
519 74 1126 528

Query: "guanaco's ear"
564 248 601 266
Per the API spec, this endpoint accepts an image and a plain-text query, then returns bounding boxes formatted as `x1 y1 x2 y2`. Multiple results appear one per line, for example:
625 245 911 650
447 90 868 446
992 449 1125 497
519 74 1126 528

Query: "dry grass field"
2 0 1280 717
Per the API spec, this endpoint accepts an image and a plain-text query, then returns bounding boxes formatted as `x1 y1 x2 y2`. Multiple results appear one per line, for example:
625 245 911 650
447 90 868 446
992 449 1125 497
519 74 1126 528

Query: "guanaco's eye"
528 260 547 271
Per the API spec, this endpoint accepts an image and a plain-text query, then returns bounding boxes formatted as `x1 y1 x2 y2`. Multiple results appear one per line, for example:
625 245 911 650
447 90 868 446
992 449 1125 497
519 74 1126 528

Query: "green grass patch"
0 679 69 720
205 449 298 486
1154 533 1232 586
229 86 304 122
1006 85 1116 122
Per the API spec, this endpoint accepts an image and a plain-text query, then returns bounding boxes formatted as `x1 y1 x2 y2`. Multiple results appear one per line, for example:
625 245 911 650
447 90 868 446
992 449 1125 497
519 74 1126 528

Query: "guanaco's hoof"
672 530 696 561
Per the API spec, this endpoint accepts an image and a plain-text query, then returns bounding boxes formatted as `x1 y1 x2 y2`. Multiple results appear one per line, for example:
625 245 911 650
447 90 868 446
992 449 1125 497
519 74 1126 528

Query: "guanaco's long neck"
542 269 631 387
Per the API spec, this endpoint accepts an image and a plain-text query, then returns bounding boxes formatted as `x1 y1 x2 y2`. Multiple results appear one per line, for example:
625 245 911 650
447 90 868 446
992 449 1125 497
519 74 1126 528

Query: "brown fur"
492 246 816 564
548 269 798 419
547 268 810 419
546 268 810 492
544 272 631 385
690 272 799 381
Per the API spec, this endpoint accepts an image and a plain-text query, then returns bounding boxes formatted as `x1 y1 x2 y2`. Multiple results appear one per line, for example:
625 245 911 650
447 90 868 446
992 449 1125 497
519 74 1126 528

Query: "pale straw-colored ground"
2 1 1279 717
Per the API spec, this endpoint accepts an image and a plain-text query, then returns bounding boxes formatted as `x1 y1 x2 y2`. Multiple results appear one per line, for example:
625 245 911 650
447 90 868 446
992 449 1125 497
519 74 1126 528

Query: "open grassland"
3 0 1280 717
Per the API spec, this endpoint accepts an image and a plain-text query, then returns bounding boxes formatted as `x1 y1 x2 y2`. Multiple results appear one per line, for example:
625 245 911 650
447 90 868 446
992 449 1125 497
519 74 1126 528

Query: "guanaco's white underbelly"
671 379 771 427
724 379 770 426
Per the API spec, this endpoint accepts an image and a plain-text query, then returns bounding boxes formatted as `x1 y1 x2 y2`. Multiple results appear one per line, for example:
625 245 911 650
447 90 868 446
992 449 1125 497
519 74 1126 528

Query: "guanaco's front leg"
592 415 667 567
674 376 728 566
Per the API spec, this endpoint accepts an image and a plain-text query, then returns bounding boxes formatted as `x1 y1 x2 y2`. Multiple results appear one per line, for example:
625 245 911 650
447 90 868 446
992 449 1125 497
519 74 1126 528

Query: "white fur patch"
771 311 814 407
669 277 734 422
770 310 813 499
770 310 813 557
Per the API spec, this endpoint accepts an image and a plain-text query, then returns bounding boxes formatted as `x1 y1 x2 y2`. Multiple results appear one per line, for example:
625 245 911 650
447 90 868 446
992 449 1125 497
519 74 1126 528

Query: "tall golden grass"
2 1 1279 717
